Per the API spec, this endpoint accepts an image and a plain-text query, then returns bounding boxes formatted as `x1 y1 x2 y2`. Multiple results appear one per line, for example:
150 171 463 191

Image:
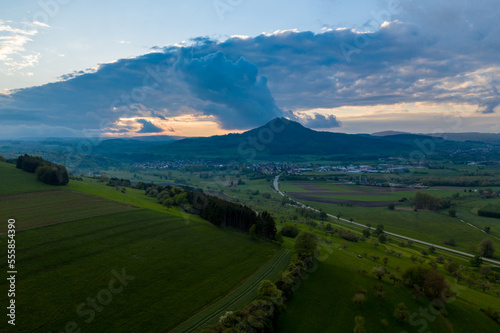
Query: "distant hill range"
144 118 498 160
146 118 412 160
373 131 500 145
1 118 499 163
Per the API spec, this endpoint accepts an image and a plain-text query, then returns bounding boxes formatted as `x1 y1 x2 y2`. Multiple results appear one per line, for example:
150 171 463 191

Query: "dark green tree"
378 234 387 244
295 232 318 256
480 238 495 258
470 254 483 267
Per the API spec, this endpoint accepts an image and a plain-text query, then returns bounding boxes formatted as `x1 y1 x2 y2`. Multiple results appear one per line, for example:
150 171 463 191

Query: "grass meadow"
0 163 280 332
277 224 500 332
0 190 136 232
279 180 500 254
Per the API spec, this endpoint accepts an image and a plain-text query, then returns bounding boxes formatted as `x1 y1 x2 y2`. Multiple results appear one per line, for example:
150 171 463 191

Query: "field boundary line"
274 175 500 266
170 248 292 333
458 217 500 240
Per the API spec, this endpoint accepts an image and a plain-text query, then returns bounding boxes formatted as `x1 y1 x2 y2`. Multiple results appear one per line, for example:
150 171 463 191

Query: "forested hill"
153 118 414 159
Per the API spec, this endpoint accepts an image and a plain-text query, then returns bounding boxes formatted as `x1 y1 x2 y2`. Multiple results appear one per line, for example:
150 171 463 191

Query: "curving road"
273 175 500 265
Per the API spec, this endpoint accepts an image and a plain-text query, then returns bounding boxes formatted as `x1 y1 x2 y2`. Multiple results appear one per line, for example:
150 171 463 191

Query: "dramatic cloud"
177 51 281 129
136 119 164 133
301 113 342 129
1 0 499 137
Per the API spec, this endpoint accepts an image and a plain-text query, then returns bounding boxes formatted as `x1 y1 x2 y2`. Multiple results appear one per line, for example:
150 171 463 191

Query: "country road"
273 175 500 266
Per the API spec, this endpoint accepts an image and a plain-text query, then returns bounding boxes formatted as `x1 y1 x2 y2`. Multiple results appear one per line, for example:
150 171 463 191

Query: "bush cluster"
280 225 300 238
16 154 68 186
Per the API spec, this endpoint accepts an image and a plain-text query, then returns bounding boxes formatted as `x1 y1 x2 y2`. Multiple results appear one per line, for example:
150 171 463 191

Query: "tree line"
478 204 500 219
16 154 69 186
414 192 451 211
202 232 318 332
143 183 277 240
421 176 500 187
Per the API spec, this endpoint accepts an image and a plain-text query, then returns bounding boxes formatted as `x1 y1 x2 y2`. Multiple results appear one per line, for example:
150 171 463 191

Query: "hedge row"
201 252 316 333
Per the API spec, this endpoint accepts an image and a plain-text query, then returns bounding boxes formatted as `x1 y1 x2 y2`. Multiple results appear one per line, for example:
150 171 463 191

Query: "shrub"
480 238 495 258
478 205 500 219
295 232 318 256
337 228 359 242
394 303 410 322
444 238 456 246
16 154 69 186
16 154 45 173
423 270 451 300
352 293 366 308
35 164 69 186
354 316 366 333
414 191 444 211
448 207 457 217
378 234 387 244
470 254 483 267
372 266 386 280
403 266 451 301
402 266 430 289
445 261 459 274
281 225 300 238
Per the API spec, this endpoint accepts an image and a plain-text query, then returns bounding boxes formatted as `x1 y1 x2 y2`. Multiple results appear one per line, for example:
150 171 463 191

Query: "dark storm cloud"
1 0 499 137
136 119 164 133
176 51 281 129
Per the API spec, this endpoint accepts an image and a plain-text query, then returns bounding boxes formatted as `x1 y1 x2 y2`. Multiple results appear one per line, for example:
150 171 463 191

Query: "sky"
0 0 499 138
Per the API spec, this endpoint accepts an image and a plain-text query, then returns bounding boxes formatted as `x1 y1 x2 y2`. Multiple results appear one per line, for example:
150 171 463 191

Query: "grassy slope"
0 209 279 332
456 197 500 237
0 162 280 332
278 180 500 253
301 199 500 253
173 249 292 333
277 230 500 332
0 190 136 232
0 162 57 195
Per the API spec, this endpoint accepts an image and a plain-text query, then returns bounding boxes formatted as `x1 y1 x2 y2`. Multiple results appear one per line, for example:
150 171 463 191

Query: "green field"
0 162 281 332
3 159 500 332
0 209 279 332
455 198 500 237
300 199 500 253
277 228 500 332
313 192 413 202
0 190 136 232
173 249 292 332
0 162 58 195
278 180 500 253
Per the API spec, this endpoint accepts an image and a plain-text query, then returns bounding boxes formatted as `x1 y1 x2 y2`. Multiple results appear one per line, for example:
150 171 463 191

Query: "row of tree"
106 177 132 187
145 184 277 240
421 176 500 187
414 192 451 211
16 154 69 186
202 232 318 332
478 205 500 219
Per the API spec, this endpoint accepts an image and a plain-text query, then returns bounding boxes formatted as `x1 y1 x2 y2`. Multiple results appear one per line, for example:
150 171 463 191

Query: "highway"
273 175 500 266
